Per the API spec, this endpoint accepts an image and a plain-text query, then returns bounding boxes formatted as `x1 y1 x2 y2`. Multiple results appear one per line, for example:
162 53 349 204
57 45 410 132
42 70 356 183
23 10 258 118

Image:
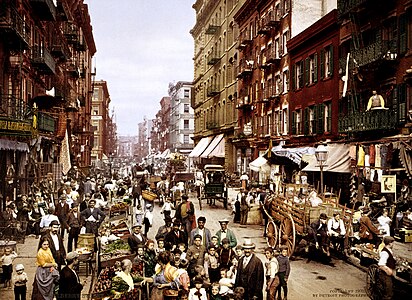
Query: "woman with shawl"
31 237 60 300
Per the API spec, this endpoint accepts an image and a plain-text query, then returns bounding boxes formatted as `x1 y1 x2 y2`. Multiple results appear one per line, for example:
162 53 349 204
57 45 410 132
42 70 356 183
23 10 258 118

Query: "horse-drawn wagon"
263 183 354 256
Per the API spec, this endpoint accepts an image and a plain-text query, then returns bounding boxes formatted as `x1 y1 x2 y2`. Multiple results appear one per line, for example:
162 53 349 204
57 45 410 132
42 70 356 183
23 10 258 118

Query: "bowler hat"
241 238 256 249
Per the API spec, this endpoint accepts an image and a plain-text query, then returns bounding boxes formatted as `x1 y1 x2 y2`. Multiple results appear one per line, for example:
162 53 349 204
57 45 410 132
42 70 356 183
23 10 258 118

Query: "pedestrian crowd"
0 170 294 300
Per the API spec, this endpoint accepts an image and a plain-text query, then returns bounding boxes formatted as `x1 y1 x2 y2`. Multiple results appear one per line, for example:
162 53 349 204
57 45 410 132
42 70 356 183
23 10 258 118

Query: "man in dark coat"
55 194 70 238
80 199 106 236
127 224 147 254
155 216 173 242
67 203 82 252
174 194 195 235
235 239 264 300
39 220 66 270
58 251 83 300
308 212 330 256
164 220 187 251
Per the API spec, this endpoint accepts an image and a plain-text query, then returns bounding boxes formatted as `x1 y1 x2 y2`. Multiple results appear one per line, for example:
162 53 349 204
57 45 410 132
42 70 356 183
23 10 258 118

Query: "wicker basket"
142 190 157 201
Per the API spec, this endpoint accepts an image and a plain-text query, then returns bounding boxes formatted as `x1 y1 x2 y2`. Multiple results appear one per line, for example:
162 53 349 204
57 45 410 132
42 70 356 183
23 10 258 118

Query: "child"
133 245 146 276
144 240 157 277
204 244 220 283
227 257 238 280
178 242 187 260
235 245 243 259
277 246 290 300
1 247 18 288
265 247 279 300
171 248 182 267
13 264 27 300
160 197 175 220
156 238 166 255
218 268 234 297
188 276 207 300
218 238 236 270
211 236 219 248
209 282 223 300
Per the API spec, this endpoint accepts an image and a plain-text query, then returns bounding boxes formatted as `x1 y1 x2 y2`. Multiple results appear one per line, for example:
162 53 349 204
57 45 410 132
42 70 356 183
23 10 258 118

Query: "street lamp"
315 144 328 195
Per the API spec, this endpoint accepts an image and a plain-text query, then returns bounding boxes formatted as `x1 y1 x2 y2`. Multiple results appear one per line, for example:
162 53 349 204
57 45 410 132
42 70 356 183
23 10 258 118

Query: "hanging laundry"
376 144 383 182
386 143 394 167
357 145 365 166
369 144 375 165
380 145 388 169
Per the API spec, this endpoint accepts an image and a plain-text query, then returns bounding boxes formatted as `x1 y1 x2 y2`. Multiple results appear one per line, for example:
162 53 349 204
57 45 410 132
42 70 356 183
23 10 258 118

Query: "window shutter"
314 53 318 83
304 107 310 135
305 58 310 86
291 111 296 135
291 64 296 90
320 49 325 79
328 46 334 77
398 83 407 123
317 104 325 134
399 14 407 55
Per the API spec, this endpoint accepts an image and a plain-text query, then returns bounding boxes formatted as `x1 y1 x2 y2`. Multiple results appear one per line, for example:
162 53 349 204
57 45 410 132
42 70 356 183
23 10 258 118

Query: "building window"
309 106 315 134
183 135 189 144
92 107 99 115
282 108 288 134
274 111 280 136
324 101 332 132
93 88 98 100
283 69 289 93
320 45 334 79
275 38 280 58
296 61 303 89
184 89 190 98
308 53 318 85
184 119 189 129
94 136 99 147
292 109 302 135
184 104 190 113
282 31 289 55
268 113 272 135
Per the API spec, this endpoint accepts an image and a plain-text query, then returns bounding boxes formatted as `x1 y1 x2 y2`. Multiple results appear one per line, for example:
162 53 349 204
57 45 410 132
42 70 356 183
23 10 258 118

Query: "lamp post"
315 144 328 195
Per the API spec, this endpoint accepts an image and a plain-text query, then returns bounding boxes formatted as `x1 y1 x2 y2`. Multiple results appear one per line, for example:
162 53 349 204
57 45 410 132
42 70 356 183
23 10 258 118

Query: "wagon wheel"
279 214 296 256
266 221 279 248
366 264 385 300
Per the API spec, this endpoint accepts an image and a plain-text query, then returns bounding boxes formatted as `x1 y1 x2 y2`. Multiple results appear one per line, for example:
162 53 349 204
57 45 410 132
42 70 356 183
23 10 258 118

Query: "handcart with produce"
263 183 354 257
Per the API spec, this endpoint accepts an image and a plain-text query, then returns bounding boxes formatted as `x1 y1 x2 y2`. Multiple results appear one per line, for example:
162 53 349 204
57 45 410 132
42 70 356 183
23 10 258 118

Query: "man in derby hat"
309 213 330 256
67 203 82 252
215 218 237 248
128 224 147 254
164 220 187 251
189 216 212 248
155 215 173 241
235 239 264 300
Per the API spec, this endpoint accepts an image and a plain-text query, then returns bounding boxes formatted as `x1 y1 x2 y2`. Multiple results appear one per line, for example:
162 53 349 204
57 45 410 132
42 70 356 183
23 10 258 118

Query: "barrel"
78 234 95 250
247 205 263 225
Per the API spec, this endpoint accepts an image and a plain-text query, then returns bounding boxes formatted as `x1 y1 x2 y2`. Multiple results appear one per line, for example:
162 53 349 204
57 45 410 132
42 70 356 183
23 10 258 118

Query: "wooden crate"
396 229 412 243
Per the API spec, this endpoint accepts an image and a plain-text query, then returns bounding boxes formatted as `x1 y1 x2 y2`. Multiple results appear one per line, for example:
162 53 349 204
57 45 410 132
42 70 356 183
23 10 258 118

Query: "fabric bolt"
357 146 365 166
369 145 376 165
349 145 357 160
380 145 388 169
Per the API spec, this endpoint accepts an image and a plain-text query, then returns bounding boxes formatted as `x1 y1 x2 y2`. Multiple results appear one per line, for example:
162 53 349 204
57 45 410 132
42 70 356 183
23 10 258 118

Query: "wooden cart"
264 183 353 257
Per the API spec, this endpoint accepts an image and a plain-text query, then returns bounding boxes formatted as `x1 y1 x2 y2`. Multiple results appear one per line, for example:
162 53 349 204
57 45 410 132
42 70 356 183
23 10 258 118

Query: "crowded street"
1 181 376 300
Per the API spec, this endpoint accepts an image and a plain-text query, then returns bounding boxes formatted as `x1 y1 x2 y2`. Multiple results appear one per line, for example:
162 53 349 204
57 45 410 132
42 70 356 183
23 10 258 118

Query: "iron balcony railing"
351 39 397 67
338 109 397 133
237 58 253 78
37 112 56 132
207 49 221 65
0 3 31 50
29 0 57 21
31 47 56 74
238 29 252 49
207 85 220 97
0 94 30 120
337 0 368 17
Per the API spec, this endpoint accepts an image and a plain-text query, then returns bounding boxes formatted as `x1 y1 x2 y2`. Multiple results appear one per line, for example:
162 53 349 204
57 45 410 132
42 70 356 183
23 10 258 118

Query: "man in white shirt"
39 206 59 231
327 213 346 255
378 236 396 300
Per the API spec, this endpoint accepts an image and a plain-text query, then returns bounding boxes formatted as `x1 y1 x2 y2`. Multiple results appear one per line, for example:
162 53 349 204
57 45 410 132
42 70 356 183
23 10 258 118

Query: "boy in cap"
13 264 28 300
309 213 330 256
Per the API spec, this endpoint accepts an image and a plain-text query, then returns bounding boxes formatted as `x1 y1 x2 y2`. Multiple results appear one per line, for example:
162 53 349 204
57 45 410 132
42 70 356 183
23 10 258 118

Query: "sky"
85 0 195 136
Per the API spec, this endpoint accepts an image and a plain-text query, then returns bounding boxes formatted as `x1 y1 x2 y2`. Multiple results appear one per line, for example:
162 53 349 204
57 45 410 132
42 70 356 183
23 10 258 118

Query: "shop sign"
244 122 252 135
0 119 32 134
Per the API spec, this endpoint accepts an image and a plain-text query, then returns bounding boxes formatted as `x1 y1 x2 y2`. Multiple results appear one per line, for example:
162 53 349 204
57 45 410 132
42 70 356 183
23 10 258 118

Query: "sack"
80 226 86 234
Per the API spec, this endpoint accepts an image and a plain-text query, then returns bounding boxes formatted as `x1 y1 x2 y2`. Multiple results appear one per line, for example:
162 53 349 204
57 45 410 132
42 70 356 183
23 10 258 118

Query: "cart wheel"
279 214 296 257
266 221 278 249
366 264 384 300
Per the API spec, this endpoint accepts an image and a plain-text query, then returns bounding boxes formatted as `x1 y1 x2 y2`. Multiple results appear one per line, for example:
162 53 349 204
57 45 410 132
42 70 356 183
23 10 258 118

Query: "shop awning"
161 149 171 158
249 156 270 172
0 139 29 152
189 136 213 158
269 145 316 166
206 135 225 158
302 144 351 173
201 134 224 158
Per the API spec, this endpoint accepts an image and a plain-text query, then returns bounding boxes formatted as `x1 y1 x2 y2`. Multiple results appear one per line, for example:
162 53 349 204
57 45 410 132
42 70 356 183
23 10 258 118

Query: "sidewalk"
1 235 94 299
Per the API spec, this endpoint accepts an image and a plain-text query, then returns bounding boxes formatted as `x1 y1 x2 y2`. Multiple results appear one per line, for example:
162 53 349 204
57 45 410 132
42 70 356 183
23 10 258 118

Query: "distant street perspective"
1 1 412 300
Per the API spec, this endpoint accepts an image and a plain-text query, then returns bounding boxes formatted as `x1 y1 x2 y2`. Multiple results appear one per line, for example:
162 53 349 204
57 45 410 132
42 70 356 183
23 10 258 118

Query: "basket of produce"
142 190 157 202
76 247 93 261
100 239 135 269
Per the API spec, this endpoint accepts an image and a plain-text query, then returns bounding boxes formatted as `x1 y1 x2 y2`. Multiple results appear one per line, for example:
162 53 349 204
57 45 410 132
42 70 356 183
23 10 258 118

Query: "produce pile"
100 240 132 262
110 221 130 238
92 266 144 299
110 202 129 211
